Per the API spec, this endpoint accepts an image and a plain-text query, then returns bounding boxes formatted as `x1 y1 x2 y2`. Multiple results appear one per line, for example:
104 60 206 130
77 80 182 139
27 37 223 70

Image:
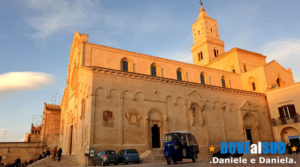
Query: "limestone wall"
0 142 43 165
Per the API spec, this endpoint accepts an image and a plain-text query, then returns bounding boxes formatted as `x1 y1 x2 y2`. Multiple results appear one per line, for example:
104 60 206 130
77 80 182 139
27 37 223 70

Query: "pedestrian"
14 157 21 167
46 148 51 157
57 147 63 162
52 146 58 161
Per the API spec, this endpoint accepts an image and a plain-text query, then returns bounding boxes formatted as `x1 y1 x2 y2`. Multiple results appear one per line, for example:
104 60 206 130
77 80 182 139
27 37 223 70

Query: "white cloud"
0 128 8 141
0 72 53 92
157 50 192 64
261 39 300 82
24 0 101 39
261 39 300 61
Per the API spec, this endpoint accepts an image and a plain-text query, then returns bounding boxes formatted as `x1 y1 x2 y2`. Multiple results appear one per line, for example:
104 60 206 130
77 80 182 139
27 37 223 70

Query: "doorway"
69 125 73 154
152 124 160 148
246 128 253 144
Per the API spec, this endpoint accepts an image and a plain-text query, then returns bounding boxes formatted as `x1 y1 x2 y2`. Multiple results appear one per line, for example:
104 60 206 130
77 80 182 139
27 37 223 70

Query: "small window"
214 49 217 57
151 63 157 77
221 76 226 87
121 59 128 72
232 69 236 73
276 78 281 87
200 52 203 60
252 82 256 91
177 68 182 81
200 72 205 84
278 105 296 119
244 65 247 72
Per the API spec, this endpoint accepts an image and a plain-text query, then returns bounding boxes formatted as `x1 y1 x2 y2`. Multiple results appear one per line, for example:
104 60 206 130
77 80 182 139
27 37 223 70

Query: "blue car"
163 131 199 165
117 149 140 164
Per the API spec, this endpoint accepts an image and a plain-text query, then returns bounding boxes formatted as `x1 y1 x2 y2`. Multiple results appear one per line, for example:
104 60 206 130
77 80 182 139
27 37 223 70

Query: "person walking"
52 146 58 161
57 147 63 162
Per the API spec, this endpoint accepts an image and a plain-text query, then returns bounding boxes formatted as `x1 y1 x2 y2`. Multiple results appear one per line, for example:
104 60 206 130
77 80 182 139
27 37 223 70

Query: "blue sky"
0 0 300 141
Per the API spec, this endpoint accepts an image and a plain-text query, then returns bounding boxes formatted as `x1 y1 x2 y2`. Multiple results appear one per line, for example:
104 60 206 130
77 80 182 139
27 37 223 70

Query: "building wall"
266 83 300 143
41 104 61 150
60 66 275 165
0 142 43 165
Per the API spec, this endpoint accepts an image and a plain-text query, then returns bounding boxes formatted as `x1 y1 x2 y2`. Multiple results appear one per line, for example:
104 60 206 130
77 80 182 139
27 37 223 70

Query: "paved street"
111 155 300 167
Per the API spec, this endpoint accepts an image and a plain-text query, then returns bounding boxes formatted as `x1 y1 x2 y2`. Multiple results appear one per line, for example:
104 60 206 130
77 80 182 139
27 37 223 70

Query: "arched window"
249 77 256 91
252 82 256 91
244 65 247 72
221 76 226 87
276 78 281 87
121 58 129 72
214 49 217 57
151 63 157 77
200 72 205 84
198 52 203 61
177 68 182 81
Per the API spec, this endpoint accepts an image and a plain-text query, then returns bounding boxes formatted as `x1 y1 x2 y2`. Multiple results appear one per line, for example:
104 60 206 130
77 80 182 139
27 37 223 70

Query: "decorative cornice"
83 66 266 97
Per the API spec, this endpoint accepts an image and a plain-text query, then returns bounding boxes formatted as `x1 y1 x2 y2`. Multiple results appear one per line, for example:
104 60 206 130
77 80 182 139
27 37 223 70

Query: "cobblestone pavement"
113 155 300 167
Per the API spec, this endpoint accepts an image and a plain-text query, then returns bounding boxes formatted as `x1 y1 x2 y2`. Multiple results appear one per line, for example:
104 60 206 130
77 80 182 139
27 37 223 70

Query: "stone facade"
266 83 300 144
0 142 43 164
57 4 298 166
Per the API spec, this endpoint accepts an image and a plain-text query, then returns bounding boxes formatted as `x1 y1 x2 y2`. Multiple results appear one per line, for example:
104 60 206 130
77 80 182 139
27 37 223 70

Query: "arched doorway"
243 113 259 143
280 127 300 144
148 109 163 149
152 125 160 148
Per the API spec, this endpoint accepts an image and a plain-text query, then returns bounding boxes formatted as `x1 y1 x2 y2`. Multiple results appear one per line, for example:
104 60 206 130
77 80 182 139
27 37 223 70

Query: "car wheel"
101 160 106 166
123 160 128 165
192 154 197 163
166 156 172 165
114 162 119 165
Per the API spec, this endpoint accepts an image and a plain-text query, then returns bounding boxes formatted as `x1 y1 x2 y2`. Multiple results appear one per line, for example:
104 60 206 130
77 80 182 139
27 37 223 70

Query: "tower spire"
198 0 208 17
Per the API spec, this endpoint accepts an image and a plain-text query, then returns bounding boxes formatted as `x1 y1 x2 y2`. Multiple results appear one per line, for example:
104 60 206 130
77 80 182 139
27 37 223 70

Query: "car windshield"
164 134 179 142
105 150 116 155
127 149 137 153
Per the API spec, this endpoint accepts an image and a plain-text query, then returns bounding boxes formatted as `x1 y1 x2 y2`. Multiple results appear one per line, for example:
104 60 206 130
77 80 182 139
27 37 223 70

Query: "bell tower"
191 2 225 66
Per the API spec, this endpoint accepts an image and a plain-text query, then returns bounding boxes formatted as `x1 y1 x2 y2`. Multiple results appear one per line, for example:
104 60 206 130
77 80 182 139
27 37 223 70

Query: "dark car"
93 150 118 166
163 131 199 165
117 149 140 164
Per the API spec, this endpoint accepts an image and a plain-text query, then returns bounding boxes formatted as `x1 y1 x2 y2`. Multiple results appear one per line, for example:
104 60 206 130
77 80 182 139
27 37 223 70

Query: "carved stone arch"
123 90 132 100
135 92 144 101
175 97 184 106
203 100 211 111
95 87 105 104
213 101 221 110
188 103 205 127
242 112 260 142
229 103 236 112
222 102 227 112
147 108 165 149
187 90 202 101
280 126 300 143
108 89 120 99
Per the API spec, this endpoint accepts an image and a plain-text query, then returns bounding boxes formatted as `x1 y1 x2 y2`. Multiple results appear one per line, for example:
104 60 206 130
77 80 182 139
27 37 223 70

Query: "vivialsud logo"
210 141 297 165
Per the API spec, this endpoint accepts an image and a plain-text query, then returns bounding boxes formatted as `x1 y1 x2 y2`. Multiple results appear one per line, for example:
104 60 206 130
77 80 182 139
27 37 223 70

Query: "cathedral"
57 3 298 165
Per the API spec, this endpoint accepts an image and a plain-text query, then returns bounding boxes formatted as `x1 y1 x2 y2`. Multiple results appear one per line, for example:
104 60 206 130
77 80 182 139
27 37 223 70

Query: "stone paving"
29 154 300 167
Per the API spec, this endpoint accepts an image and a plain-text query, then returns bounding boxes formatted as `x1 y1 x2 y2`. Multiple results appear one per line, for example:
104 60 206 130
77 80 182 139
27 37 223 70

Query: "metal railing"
272 115 300 126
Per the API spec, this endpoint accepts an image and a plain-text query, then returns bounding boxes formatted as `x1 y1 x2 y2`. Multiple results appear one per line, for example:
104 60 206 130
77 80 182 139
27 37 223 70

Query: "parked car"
93 150 118 166
163 131 199 165
117 149 140 164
